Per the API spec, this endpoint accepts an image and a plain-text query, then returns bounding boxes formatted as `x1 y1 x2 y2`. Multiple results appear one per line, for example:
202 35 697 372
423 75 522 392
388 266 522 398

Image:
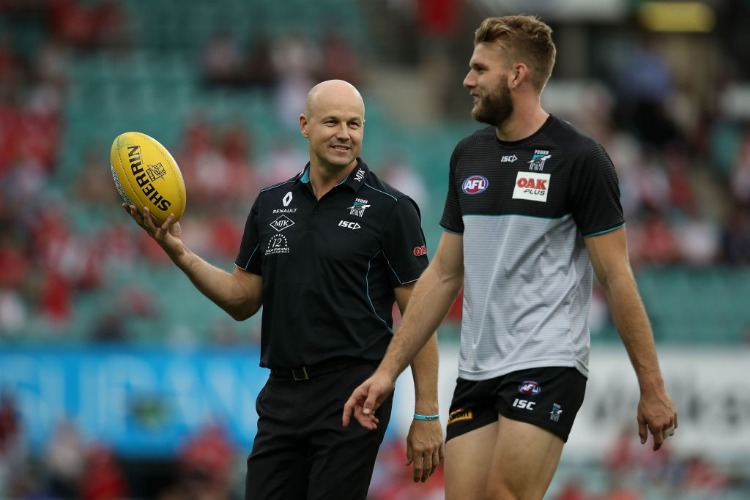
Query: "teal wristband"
413 413 440 421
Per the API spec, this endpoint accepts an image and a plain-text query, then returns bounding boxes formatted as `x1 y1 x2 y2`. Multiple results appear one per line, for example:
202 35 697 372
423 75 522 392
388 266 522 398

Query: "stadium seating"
5 0 750 349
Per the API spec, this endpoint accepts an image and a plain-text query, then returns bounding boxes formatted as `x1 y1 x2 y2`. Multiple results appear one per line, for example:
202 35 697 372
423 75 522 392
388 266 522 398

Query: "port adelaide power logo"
348 198 370 217
338 197 370 230
513 149 552 202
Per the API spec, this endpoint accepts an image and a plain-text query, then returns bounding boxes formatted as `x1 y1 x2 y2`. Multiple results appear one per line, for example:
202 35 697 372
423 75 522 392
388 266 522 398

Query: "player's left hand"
638 387 678 451
406 419 444 482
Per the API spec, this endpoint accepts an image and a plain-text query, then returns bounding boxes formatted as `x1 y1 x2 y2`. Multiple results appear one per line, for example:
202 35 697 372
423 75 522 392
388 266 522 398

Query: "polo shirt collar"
298 158 370 193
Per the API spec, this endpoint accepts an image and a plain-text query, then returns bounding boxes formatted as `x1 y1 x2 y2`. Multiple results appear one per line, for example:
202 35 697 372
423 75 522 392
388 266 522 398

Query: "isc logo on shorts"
512 398 536 410
513 171 550 202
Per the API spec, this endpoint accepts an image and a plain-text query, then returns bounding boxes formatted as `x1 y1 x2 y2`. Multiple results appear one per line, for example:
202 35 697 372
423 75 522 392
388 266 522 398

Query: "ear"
510 63 529 90
299 114 309 138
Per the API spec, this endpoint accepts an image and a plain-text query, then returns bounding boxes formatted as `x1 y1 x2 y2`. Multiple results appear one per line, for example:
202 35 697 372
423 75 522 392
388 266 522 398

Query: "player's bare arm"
343 231 464 426
124 205 263 321
585 227 678 450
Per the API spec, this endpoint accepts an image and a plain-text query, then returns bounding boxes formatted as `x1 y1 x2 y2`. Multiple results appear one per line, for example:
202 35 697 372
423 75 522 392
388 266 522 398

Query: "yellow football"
110 131 186 224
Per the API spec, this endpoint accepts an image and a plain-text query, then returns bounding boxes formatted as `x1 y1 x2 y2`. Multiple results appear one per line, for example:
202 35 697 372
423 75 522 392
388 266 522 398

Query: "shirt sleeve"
570 142 625 237
439 148 465 233
234 196 262 274
381 196 430 287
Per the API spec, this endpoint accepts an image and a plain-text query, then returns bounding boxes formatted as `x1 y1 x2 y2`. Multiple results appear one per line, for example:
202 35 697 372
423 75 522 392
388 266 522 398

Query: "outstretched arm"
343 231 464 425
586 227 678 450
123 205 262 320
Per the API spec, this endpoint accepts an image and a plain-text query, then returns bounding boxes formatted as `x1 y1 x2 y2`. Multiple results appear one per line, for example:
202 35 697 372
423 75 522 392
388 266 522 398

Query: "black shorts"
446 367 586 443
245 361 393 500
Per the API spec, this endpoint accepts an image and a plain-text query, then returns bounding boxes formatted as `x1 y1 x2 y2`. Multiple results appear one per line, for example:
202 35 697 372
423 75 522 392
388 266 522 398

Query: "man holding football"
124 79 443 499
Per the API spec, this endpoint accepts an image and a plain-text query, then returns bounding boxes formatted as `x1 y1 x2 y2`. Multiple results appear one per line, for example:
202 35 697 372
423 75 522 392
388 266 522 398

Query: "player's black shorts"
446 366 586 443
245 361 393 500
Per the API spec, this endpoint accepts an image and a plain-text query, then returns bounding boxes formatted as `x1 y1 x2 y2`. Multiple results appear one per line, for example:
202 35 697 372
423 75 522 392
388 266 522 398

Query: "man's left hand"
405 419 444 482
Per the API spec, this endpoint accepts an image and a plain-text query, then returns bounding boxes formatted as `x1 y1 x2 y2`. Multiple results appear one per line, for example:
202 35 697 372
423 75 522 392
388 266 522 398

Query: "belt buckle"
292 366 309 381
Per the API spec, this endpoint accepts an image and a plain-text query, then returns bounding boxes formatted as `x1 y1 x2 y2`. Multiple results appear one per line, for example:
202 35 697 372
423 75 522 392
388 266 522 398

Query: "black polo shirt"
235 159 429 370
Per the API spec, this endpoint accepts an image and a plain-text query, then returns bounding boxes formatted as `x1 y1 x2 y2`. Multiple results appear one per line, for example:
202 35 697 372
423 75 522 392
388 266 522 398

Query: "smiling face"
463 42 514 128
300 80 365 173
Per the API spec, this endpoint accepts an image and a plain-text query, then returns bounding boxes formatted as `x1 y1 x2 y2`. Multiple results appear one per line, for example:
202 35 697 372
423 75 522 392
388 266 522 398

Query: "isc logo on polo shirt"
513 171 550 202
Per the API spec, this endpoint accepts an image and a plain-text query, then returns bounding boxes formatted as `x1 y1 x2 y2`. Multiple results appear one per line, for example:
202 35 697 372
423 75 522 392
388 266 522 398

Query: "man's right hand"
123 204 182 256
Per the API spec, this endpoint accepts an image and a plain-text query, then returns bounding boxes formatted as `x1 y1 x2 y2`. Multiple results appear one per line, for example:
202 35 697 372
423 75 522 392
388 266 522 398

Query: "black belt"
270 358 367 381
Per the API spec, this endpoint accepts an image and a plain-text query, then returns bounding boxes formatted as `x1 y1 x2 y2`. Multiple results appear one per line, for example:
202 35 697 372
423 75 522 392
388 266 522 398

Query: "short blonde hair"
474 15 556 92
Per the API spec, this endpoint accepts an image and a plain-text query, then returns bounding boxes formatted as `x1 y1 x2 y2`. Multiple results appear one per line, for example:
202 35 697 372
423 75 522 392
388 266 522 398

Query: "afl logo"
518 381 541 396
462 175 489 194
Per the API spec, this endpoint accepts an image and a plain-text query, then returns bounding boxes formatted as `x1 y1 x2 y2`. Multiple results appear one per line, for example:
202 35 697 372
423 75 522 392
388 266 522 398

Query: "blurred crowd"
551 424 748 500
2 0 750 345
0 390 243 499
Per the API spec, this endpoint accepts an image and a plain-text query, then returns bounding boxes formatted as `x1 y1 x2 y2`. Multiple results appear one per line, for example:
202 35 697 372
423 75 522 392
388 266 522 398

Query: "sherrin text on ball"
110 131 186 224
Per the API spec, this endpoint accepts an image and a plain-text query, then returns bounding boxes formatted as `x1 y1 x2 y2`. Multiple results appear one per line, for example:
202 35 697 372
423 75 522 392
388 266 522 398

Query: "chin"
471 109 485 123
328 156 355 168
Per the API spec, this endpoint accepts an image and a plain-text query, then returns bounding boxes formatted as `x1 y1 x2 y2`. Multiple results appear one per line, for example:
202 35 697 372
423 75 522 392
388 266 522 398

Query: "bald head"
304 80 365 120
300 79 366 173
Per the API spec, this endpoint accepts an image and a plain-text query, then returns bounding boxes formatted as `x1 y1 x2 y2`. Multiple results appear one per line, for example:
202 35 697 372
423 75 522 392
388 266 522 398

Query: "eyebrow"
321 115 363 122
469 60 488 70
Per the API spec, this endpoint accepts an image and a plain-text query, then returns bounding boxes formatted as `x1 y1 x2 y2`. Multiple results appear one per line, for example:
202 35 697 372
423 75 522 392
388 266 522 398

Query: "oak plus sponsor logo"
269 215 295 232
513 171 550 202
266 234 290 255
462 175 489 195
413 245 427 256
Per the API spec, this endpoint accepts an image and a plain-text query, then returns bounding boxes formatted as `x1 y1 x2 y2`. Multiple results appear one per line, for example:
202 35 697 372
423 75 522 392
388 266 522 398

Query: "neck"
496 100 549 142
309 160 357 199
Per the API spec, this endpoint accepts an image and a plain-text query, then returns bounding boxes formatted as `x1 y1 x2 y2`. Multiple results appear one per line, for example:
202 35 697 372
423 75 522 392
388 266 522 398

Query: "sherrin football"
110 131 186 224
